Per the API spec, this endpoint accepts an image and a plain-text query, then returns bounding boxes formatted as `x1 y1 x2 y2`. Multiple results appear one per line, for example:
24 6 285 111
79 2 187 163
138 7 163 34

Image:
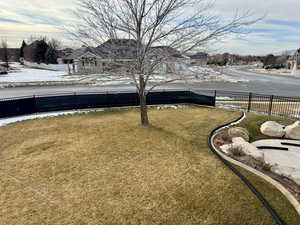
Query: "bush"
228 145 245 157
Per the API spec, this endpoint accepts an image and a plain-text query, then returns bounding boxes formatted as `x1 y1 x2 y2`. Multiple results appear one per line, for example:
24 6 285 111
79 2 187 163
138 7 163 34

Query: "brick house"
0 48 20 62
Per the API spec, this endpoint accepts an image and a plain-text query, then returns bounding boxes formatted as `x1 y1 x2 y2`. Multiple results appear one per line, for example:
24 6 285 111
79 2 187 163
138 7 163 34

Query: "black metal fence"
215 90 300 119
0 90 215 118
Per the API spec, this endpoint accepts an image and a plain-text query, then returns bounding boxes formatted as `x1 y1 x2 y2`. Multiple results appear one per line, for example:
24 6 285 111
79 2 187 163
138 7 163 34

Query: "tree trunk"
139 75 149 126
4 49 9 69
139 92 149 126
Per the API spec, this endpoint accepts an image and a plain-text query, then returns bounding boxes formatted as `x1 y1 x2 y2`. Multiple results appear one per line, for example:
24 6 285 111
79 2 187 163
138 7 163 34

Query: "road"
0 67 300 98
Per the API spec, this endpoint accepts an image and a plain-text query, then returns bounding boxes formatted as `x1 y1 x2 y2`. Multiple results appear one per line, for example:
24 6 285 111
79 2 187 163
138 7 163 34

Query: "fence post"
74 92 78 110
214 90 217 107
33 95 38 114
268 95 274 116
248 92 252 112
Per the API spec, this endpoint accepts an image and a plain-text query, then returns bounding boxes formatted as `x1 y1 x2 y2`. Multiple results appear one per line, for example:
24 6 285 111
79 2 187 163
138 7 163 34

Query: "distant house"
64 39 188 74
188 52 208 66
64 39 138 74
0 48 20 62
64 46 104 74
286 54 300 70
57 48 74 64
149 46 190 73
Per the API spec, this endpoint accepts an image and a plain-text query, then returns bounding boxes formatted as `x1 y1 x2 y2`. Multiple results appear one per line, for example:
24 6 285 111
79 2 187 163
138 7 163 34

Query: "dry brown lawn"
0 107 299 225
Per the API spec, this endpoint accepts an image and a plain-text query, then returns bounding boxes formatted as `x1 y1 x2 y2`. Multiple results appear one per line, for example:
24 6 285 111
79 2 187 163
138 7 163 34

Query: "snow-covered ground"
93 81 132 86
24 61 69 72
92 66 247 86
0 63 247 85
0 109 104 127
0 63 79 83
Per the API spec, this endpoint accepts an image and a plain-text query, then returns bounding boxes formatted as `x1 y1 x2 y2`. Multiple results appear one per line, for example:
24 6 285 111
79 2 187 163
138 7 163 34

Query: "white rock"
271 165 300 186
220 143 233 154
260 121 285 137
228 127 250 142
220 137 264 161
285 121 300 140
232 137 247 143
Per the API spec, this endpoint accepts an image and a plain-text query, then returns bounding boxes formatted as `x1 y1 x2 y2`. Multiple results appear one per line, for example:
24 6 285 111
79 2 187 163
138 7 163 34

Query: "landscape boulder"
285 121 300 140
228 127 250 142
260 121 285 138
220 137 264 161
271 165 300 186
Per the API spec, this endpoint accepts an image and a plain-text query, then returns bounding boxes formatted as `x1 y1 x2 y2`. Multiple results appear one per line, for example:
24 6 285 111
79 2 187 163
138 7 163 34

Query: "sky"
0 0 300 55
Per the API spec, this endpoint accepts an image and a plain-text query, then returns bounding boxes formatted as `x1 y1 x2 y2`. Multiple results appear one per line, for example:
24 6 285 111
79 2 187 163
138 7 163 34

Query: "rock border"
208 113 300 221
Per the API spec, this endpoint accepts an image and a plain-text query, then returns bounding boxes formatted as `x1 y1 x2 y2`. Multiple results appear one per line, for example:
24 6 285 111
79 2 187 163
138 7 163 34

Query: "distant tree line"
0 40 9 68
207 53 259 66
21 36 62 64
259 54 288 69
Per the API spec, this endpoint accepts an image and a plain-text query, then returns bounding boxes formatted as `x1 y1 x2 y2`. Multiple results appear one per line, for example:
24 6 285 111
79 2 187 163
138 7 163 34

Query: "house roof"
64 47 101 60
64 39 185 60
96 39 138 60
149 46 186 58
65 39 138 60
188 52 208 59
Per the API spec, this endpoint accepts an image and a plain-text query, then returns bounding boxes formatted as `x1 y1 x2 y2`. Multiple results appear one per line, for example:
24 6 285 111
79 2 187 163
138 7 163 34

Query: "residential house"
64 39 189 74
0 48 20 62
64 39 138 74
188 52 208 66
57 48 74 64
149 46 190 73
286 54 300 70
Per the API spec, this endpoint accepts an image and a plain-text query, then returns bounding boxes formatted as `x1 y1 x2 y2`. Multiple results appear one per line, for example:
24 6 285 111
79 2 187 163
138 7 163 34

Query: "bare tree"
27 35 48 45
48 38 62 51
71 0 260 126
0 40 9 68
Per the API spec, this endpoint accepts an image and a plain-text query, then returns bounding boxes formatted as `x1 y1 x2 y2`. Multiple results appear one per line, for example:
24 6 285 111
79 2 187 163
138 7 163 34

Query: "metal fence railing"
214 90 300 119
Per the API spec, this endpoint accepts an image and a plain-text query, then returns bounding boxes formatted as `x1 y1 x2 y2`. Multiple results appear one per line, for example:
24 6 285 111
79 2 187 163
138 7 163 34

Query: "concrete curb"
211 117 300 216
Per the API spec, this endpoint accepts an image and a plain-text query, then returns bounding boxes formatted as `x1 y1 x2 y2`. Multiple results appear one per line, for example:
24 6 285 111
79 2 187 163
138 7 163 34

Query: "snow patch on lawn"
0 110 104 127
216 104 242 109
24 61 69 72
0 63 79 83
92 81 133 86
216 96 233 100
92 66 247 85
